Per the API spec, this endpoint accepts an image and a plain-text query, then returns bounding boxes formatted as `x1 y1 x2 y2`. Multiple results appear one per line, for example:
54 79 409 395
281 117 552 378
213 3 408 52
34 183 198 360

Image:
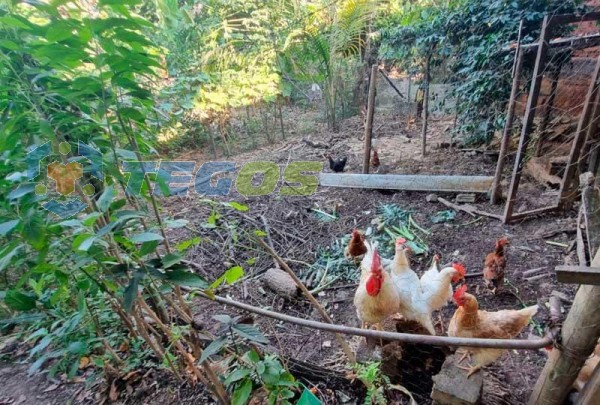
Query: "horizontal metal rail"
197 292 553 350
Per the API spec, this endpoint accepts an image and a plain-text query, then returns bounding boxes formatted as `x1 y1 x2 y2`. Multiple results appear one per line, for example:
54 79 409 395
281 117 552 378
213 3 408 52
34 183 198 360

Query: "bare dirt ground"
159 108 580 404
0 107 581 404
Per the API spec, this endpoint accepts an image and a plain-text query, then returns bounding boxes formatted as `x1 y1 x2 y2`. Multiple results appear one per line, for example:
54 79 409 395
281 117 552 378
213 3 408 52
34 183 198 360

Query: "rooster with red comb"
353 241 400 331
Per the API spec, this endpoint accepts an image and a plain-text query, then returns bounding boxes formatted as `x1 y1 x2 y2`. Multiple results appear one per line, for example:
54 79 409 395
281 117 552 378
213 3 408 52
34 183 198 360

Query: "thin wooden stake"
256 238 357 363
378 68 405 98
195 291 553 350
363 64 378 174
277 98 285 140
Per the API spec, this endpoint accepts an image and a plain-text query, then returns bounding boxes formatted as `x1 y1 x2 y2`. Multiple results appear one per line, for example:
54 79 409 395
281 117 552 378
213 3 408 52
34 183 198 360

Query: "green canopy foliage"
379 0 583 143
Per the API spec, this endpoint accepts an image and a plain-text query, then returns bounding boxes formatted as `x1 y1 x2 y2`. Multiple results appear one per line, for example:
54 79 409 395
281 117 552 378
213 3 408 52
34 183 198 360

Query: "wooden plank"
549 12 600 25
559 56 600 207
578 86 600 175
529 249 600 405
362 65 377 174
319 173 493 193
378 68 405 99
508 33 600 53
555 265 600 285
503 16 552 223
491 21 524 204
507 205 559 222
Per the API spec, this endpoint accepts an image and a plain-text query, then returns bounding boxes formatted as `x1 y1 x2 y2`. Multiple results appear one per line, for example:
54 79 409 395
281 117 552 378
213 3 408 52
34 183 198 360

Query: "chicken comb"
452 262 466 277
351 229 361 238
395 237 407 246
453 284 468 300
497 237 509 246
371 247 381 271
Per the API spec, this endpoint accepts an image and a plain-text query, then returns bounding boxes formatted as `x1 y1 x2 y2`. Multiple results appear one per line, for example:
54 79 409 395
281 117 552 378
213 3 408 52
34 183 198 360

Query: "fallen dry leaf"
79 356 90 369
43 384 59 393
118 340 129 353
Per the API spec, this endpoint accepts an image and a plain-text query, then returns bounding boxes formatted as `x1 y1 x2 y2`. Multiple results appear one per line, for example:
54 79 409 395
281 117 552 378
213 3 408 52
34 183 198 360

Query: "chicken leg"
437 313 445 335
456 349 472 364
456 363 483 378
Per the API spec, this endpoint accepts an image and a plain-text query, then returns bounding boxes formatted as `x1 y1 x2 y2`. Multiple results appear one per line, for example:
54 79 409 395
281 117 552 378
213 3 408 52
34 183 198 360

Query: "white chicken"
420 256 466 312
389 238 436 335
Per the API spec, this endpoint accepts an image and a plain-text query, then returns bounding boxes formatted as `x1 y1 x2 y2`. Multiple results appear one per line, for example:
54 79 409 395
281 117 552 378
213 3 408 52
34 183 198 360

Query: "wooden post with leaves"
528 249 600 404
421 55 431 156
363 64 378 174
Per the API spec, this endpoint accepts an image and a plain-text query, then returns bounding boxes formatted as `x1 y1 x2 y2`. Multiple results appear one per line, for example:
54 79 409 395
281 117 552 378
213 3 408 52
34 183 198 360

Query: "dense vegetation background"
0 0 585 404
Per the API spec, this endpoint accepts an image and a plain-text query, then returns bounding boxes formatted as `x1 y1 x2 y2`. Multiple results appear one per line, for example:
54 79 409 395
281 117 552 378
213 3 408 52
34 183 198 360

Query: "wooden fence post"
363 64 378 174
491 20 524 204
421 55 431 156
528 247 600 404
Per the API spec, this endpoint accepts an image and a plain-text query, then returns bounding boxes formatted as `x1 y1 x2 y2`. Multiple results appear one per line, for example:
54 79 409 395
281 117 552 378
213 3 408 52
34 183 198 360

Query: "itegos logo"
122 160 323 198
23 142 324 218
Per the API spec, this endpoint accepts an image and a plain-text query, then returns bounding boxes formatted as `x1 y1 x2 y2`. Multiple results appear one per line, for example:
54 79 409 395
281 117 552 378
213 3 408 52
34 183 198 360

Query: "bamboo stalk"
132 308 182 381
138 299 228 405
255 238 356 363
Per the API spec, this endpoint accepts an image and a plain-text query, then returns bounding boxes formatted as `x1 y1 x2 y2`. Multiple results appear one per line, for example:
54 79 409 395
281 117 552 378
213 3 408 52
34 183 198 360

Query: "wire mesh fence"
499 18 600 217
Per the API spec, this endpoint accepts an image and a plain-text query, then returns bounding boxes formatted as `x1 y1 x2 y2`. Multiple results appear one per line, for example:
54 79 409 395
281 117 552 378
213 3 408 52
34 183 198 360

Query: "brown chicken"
344 229 367 260
371 148 380 170
448 285 538 377
483 238 509 293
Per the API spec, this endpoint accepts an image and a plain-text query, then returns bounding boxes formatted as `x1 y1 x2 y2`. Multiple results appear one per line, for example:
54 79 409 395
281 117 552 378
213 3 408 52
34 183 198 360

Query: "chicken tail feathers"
519 304 539 319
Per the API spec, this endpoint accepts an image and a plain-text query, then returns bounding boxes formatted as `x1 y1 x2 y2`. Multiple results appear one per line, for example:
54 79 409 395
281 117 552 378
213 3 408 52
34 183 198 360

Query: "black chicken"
325 153 347 173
